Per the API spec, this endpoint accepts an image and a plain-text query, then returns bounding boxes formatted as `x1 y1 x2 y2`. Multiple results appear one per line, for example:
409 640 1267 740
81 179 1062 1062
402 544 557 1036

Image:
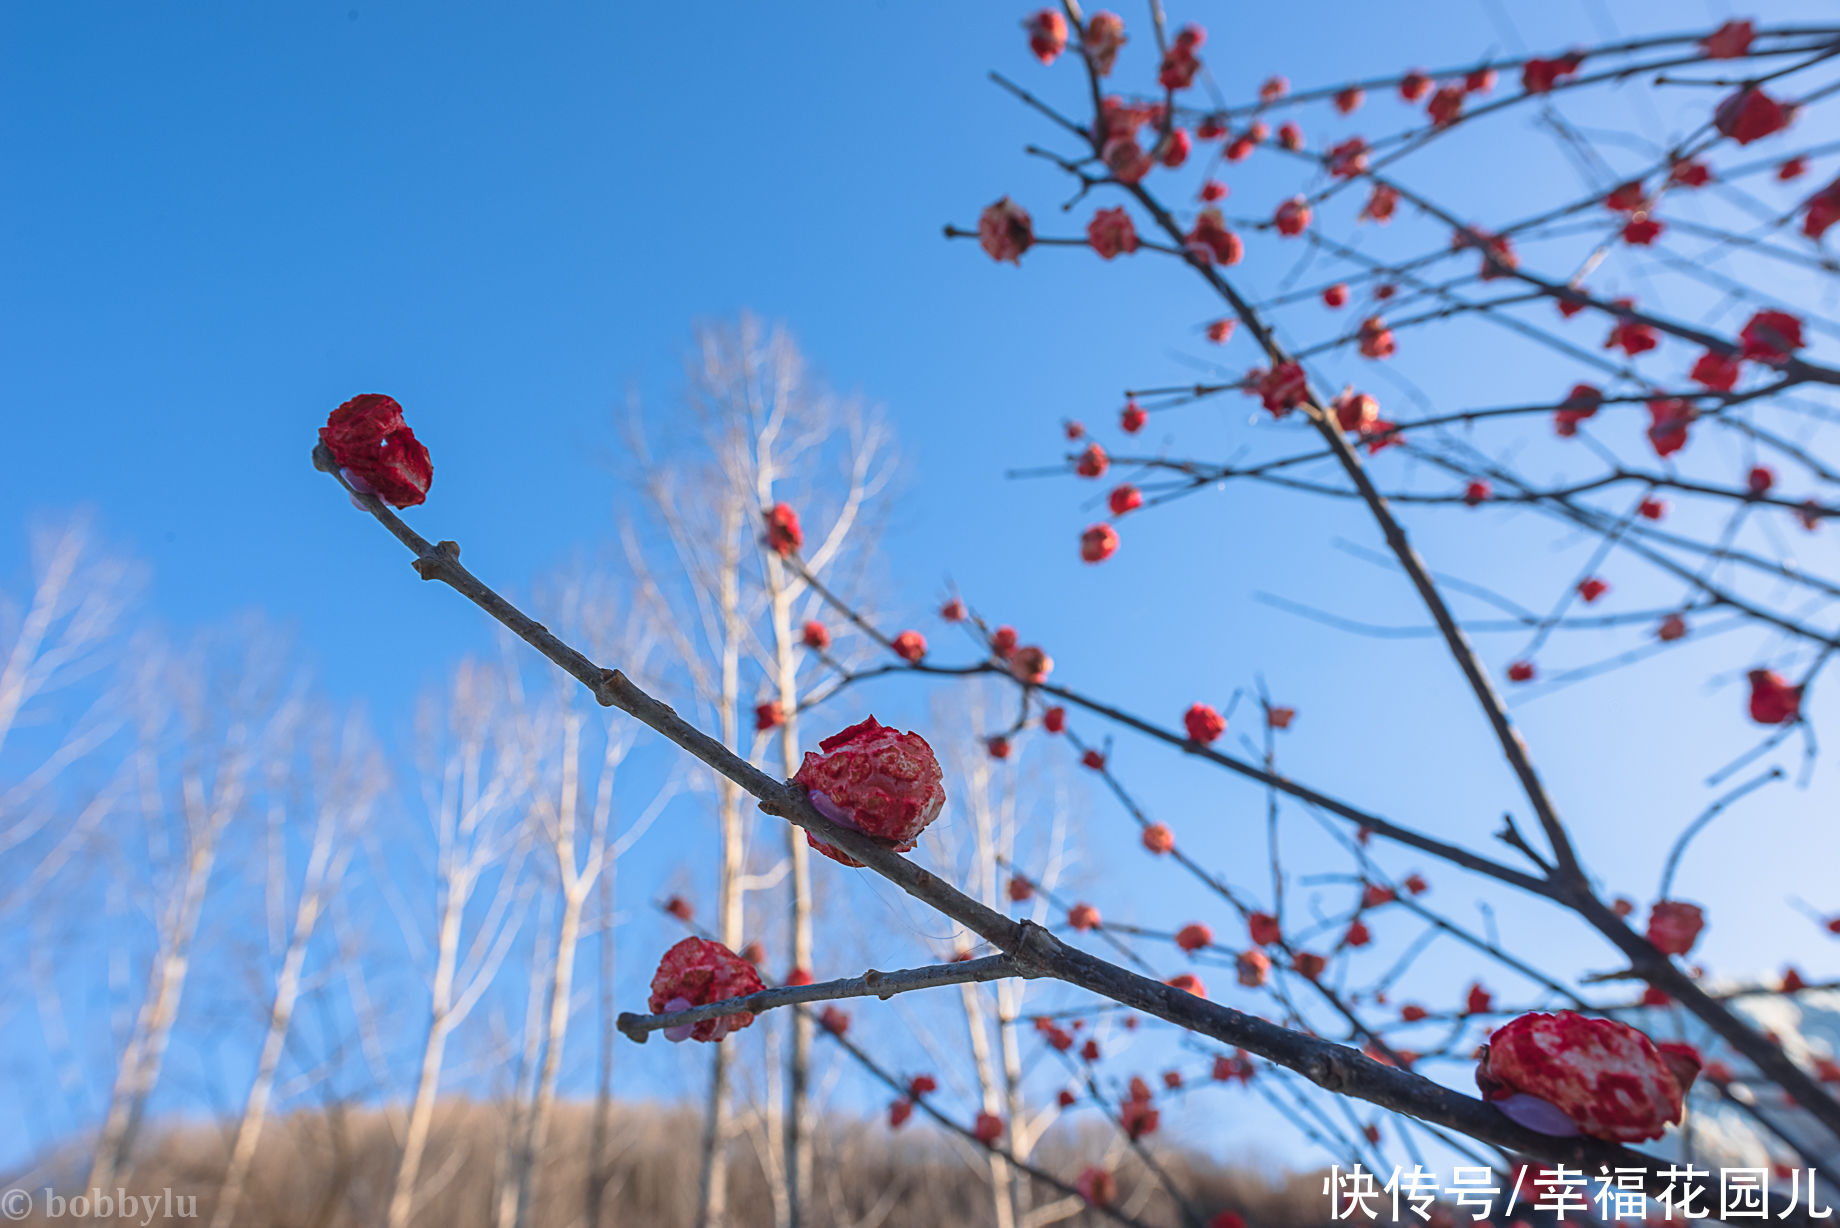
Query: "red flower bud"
979 197 1034 262
1068 902 1102 931
764 504 804 556
1236 949 1271 987
1076 1167 1116 1208
1057 1088 1077 1107
320 394 433 508
1401 1004 1428 1022
1360 184 1399 223
1155 127 1191 168
1186 208 1244 265
1715 87 1791 146
755 701 784 732
989 625 1018 658
1521 54 1583 95
1703 19 1753 58
801 621 831 650
1087 206 1140 259
1577 577 1608 604
784 966 814 987
1008 875 1034 902
1690 350 1741 392
1404 874 1429 895
664 895 693 922
1476 1011 1696 1141
1465 982 1493 1015
1748 669 1801 724
1621 217 1663 246
1323 283 1349 309
1740 310 1805 363
1183 703 1226 744
1081 11 1126 74
793 716 945 866
940 598 967 622
1507 661 1535 683
1258 362 1308 415
1043 706 1066 733
1248 912 1281 946
1120 1097 1159 1139
972 1112 1004 1145
1011 645 1053 683
819 1005 850 1035
986 736 1011 760
1604 180 1646 213
648 937 765 1043
1081 748 1106 770
1646 900 1705 956
1022 9 1067 62
887 1098 913 1129
1120 400 1148 432
1335 86 1364 114
892 631 927 662
1358 316 1396 359
1427 85 1463 127
1081 524 1120 563
1141 823 1175 854
1344 920 1371 948
1328 137 1369 178
1176 922 1212 952
1292 951 1326 979
1657 614 1687 642
1274 197 1312 237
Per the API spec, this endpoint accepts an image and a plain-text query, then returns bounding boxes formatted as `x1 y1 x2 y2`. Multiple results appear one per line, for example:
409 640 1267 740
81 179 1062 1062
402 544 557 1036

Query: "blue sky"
4 0 1839 1179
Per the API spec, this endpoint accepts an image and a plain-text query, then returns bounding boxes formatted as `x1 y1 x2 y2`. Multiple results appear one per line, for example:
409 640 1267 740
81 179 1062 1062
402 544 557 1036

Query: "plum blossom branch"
616 954 1029 1042
981 9 1840 1144
309 443 1824 1216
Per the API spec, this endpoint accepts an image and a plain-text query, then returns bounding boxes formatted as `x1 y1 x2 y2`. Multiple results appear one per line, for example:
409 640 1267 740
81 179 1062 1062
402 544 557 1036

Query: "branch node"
1009 919 1060 976
411 540 461 581
1305 1049 1352 1093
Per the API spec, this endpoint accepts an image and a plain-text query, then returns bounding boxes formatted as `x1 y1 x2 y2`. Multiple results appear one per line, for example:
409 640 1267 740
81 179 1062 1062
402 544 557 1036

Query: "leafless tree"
383 662 533 1228
209 707 385 1228
492 569 675 1228
622 314 895 1228
88 627 300 1195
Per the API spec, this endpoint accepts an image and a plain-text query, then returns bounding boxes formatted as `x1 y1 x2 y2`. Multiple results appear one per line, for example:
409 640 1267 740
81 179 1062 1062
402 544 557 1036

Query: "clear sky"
4 0 1838 1180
